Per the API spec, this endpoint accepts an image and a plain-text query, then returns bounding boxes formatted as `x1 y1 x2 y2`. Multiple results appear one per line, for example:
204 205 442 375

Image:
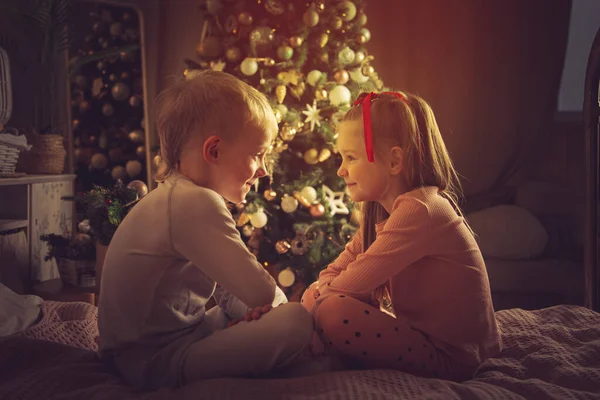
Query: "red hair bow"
353 91 419 163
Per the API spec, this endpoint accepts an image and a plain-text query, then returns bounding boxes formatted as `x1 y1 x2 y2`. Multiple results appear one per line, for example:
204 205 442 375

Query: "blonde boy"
97 70 313 390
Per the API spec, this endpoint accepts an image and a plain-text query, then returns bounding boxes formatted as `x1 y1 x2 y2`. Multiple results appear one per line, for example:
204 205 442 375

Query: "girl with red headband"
301 92 501 381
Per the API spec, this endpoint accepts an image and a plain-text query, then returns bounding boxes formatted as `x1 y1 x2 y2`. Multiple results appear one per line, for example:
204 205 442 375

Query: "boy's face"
211 125 273 204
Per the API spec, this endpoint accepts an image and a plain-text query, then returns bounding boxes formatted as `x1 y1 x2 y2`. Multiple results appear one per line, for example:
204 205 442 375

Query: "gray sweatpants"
112 300 313 390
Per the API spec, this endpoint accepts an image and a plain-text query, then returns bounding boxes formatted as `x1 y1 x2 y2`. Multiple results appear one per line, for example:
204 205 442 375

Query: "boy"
97 70 313 390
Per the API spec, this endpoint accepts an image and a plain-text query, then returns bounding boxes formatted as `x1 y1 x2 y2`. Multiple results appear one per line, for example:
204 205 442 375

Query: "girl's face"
336 120 395 204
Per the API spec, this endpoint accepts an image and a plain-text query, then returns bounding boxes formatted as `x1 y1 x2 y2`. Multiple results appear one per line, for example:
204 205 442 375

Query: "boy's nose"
337 165 347 178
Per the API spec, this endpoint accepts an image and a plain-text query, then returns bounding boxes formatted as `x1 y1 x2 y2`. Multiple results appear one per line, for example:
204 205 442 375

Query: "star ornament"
211 60 226 72
302 101 323 132
322 184 349 216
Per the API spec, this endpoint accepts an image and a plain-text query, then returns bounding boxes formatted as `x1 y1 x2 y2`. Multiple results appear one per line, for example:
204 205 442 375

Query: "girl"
301 91 502 381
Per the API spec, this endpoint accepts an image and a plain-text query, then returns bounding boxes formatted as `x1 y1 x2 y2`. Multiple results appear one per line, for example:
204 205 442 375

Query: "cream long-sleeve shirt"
318 186 502 368
98 173 277 356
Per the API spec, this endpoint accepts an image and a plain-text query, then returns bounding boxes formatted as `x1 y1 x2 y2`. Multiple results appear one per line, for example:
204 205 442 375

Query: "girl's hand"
228 304 272 327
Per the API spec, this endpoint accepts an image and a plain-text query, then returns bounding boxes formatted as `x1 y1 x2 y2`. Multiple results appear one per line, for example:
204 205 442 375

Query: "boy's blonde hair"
154 70 277 182
344 92 466 251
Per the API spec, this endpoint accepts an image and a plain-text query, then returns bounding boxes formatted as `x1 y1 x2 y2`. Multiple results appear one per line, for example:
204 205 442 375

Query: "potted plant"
40 232 96 287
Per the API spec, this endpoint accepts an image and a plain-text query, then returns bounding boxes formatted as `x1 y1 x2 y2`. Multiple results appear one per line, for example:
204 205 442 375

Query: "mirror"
66 0 151 193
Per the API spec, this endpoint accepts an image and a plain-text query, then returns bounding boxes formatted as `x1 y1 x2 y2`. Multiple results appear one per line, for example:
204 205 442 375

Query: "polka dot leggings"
301 284 460 380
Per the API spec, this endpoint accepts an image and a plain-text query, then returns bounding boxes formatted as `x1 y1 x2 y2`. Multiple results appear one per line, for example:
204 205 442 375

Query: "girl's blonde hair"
154 70 277 182
344 92 466 251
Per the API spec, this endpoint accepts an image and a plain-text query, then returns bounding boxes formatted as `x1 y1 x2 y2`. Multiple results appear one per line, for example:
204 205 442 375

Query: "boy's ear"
389 146 403 175
203 135 221 164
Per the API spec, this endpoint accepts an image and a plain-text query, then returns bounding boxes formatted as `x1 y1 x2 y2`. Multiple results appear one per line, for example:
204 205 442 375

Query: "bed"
1 300 600 400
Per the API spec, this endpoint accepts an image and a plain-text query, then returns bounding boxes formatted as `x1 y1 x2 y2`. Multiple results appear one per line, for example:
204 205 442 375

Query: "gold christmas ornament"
309 203 326 217
136 145 145 158
303 148 319 165
319 51 329 64
242 225 254 237
303 9 319 27
289 81 306 99
339 1 357 21
250 210 268 228
356 12 368 26
277 69 302 85
293 191 312 208
275 239 291 254
273 108 283 123
300 186 318 203
126 160 142 178
237 212 250 227
127 180 149 197
238 11 253 26
275 85 287 104
318 148 332 162
359 28 371 42
264 189 277 201
91 153 108 170
128 129 145 144
318 32 329 48
356 33 368 44
279 124 296 142
152 154 161 168
111 165 126 181
331 16 343 30
354 51 366 64
225 46 243 62
111 82 131 101
333 69 350 84
240 58 258 75
281 194 299 213
362 64 375 77
315 88 328 101
129 95 141 107
289 35 303 48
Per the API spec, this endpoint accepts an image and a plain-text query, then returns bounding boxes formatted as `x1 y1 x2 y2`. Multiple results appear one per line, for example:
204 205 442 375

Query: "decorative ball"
91 153 108 170
127 179 149 197
152 154 161 168
249 26 274 52
318 148 332 162
333 69 350 84
281 194 299 213
240 58 258 76
78 100 91 113
125 160 142 178
206 0 223 14
128 129 145 144
129 95 142 107
264 189 277 201
303 148 320 165
309 203 326 217
77 219 92 234
339 1 357 21
300 186 318 203
74 74 87 87
315 88 328 101
275 240 291 254
111 82 131 101
318 32 329 48
359 28 371 43
319 51 329 64
225 46 243 62
302 9 319 27
329 85 352 106
111 165 127 181
97 60 107 71
350 67 369 83
356 33 368 44
242 224 254 237
331 16 343 30
279 124 296 142
109 21 123 36
277 268 295 287
354 51 366 64
289 35 303 48
274 104 288 117
290 236 309 255
360 65 374 78
195 36 223 58
238 11 253 26
136 145 145 158
102 103 114 116
338 46 355 65
276 45 294 61
273 108 283 123
356 12 368 26
250 210 268 228
307 70 322 87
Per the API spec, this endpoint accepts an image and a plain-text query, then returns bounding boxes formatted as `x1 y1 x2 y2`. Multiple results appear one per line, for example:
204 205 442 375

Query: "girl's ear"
389 146 403 175
203 135 221 164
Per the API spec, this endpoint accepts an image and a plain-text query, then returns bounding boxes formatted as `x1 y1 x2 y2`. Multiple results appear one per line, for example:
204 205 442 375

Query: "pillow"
0 283 43 337
466 205 548 260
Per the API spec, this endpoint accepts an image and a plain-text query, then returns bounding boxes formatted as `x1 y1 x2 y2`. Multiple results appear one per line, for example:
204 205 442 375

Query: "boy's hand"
227 304 272 327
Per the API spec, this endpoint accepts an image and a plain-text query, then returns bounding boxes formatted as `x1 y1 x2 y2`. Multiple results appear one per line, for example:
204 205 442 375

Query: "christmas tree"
183 0 384 292
68 3 148 194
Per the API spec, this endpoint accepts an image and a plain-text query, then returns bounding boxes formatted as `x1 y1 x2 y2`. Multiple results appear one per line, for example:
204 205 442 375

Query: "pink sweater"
318 186 502 367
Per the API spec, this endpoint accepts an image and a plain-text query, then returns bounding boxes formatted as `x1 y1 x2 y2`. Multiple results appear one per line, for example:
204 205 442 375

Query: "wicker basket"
17 133 66 174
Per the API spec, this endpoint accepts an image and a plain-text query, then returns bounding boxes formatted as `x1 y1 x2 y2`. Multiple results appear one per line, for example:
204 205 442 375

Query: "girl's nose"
337 164 347 178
